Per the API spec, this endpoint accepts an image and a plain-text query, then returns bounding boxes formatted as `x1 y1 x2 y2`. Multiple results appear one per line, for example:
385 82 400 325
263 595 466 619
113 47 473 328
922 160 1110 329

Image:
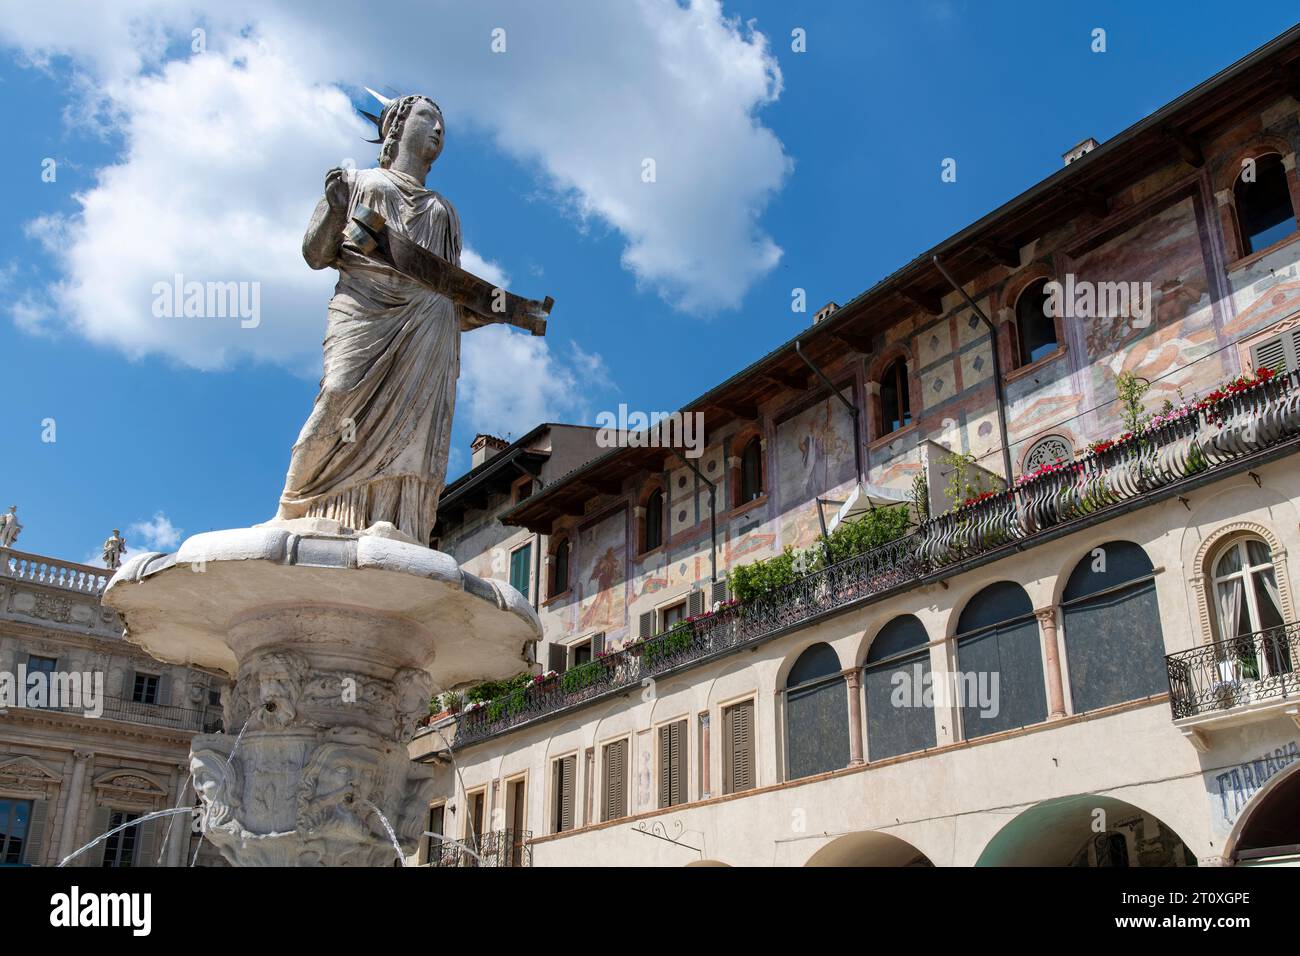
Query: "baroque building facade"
0 546 227 867
411 26 1300 867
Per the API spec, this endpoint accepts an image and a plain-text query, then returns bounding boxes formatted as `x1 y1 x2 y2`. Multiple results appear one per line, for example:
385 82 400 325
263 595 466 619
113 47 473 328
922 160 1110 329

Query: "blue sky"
1 1 1297 564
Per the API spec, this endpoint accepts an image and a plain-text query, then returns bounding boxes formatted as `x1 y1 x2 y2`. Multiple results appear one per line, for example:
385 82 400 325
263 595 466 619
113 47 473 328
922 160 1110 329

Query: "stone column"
164 764 190 867
1036 607 1067 719
844 669 865 765
56 750 92 864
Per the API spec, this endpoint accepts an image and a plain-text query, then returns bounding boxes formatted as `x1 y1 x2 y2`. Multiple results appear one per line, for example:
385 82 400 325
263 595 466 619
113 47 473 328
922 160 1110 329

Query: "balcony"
1166 623 1299 730
447 367 1300 749
1 548 109 595
424 829 532 867
7 694 208 732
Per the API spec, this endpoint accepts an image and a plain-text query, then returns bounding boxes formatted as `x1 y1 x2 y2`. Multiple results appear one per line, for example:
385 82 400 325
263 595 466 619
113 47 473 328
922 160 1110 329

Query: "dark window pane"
1016 278 1058 365
740 438 763 503
645 489 664 550
864 652 937 761
553 540 570 593
881 358 911 433
786 677 849 780
1063 579 1167 712
1235 154 1298 255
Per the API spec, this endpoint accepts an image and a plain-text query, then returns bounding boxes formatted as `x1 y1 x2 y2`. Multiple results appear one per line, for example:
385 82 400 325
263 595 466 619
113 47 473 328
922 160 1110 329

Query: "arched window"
1211 537 1291 680
739 436 763 505
1234 153 1298 256
1061 541 1166 713
643 488 665 552
550 538 570 596
955 582 1046 739
880 358 911 433
784 643 849 780
1024 434 1073 471
863 615 937 761
1014 277 1058 366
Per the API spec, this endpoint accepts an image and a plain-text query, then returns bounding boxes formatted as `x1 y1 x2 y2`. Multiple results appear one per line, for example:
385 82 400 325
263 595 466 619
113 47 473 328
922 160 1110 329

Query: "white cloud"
1 0 789 423
128 511 184 551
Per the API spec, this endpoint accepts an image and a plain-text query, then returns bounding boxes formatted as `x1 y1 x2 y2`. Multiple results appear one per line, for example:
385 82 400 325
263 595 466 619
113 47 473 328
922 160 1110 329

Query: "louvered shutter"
1250 330 1300 374
688 589 705 618
547 642 567 674
157 676 170 707
603 740 627 821
725 700 754 793
639 613 652 639
24 798 49 866
711 579 729 606
659 721 685 808
591 632 605 657
555 755 576 833
658 726 672 808
123 669 136 702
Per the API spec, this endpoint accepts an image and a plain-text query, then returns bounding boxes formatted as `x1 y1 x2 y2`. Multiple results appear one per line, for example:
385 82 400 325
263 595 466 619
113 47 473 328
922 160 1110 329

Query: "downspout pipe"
682 457 718 585
795 339 866 486
931 255 1015 487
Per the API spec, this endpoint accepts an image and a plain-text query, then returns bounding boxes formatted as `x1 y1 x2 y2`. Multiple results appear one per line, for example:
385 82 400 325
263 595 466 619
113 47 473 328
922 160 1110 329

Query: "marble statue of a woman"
276 94 540 545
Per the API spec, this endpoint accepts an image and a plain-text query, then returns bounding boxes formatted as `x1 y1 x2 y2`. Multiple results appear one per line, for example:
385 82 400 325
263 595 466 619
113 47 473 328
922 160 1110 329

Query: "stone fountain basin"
103 524 540 689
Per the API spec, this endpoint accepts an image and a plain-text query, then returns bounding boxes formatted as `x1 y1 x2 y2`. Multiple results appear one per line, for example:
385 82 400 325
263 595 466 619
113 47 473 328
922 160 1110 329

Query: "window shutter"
725 700 754 793
591 632 605 657
557 756 576 832
1250 330 1300 374
688 589 705 618
157 676 171 707
123 669 136 702
603 740 627 821
639 612 652 639
658 725 672 808
711 579 729 606
547 642 567 674
24 798 49 866
659 720 685 808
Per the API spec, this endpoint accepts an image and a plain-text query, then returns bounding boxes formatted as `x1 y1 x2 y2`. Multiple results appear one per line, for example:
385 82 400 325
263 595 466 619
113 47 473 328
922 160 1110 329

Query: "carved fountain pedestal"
103 519 539 866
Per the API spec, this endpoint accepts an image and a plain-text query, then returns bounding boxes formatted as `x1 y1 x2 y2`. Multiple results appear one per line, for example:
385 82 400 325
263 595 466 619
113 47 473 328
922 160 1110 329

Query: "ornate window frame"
1189 522 1295 646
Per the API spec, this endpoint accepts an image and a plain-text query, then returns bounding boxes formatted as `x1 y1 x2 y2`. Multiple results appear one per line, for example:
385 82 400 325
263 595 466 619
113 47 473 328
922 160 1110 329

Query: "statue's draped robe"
277 167 461 544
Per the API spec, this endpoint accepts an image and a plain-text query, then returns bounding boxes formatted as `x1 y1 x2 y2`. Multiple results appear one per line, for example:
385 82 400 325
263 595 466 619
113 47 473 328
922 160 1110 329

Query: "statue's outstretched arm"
302 168 350 270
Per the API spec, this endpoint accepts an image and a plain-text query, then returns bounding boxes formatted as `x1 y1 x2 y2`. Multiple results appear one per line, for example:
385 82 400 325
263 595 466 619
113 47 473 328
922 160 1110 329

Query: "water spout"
59 807 194 868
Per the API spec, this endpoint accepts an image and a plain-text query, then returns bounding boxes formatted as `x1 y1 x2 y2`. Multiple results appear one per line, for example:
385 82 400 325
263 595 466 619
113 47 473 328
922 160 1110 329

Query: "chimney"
812 301 840 325
1063 137 1100 166
471 433 509 468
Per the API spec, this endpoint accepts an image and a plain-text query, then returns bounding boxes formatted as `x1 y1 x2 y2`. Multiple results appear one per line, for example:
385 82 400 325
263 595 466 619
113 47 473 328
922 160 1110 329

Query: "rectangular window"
552 755 577 833
101 810 140 867
506 777 527 866
0 798 33 865
601 738 628 822
661 600 687 631
26 656 57 708
571 639 592 668
723 699 755 794
658 720 687 808
509 544 532 601
466 790 486 845
132 673 159 705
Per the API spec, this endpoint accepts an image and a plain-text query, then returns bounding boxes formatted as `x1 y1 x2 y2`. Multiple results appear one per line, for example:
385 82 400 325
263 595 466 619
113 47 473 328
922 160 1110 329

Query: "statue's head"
370 94 444 170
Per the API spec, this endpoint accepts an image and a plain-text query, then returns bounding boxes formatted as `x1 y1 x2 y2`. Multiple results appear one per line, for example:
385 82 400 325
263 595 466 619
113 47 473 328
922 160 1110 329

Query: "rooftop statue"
276 91 552 545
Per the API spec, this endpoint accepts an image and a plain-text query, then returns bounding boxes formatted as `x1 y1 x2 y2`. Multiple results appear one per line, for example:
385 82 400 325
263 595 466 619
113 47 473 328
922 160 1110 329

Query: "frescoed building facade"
411 26 1300 867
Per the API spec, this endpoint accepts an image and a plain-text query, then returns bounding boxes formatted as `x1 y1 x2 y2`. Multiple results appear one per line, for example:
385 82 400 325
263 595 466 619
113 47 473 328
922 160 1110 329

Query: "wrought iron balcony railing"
1165 622 1299 719
450 368 1300 748
425 829 532 867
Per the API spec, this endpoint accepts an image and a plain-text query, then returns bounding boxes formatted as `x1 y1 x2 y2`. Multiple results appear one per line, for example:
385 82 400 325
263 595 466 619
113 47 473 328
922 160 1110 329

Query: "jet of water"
58 807 194 867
